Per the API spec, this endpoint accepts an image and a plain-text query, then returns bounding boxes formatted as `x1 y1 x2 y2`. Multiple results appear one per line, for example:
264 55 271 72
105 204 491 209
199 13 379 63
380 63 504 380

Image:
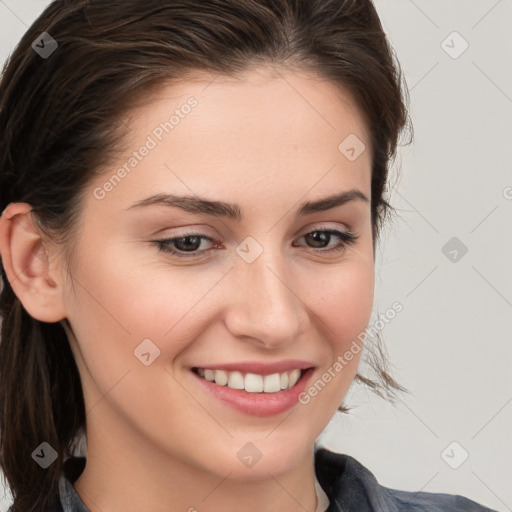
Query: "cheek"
62 249 209 440
293 257 374 418
62 245 201 384
312 257 374 346
72 240 223 344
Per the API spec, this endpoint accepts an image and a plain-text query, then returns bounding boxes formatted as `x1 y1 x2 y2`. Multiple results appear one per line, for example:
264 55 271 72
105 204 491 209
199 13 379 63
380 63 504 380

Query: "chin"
207 437 311 481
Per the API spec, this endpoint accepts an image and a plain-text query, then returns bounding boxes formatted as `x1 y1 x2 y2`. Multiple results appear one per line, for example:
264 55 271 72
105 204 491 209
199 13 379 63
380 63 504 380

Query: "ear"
0 202 67 323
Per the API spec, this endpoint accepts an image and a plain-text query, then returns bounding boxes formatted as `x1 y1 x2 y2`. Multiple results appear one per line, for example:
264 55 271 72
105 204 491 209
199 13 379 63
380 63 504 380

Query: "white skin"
0 65 374 512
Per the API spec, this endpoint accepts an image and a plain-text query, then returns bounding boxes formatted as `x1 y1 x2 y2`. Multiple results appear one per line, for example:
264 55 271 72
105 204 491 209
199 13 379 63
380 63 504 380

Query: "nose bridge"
226 238 306 346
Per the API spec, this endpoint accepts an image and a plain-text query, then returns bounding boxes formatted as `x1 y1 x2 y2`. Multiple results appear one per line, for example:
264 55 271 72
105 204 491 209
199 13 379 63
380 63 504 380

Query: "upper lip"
191 359 316 376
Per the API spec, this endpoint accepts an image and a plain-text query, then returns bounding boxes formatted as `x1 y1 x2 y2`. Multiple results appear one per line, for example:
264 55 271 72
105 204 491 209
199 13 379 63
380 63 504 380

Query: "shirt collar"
59 456 88 512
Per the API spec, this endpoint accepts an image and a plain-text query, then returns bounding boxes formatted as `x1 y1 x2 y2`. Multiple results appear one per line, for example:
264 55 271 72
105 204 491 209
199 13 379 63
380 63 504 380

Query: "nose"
223 244 309 349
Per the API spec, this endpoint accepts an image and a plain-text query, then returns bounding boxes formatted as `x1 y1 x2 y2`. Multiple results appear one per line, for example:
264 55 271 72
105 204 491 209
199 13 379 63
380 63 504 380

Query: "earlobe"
0 202 67 323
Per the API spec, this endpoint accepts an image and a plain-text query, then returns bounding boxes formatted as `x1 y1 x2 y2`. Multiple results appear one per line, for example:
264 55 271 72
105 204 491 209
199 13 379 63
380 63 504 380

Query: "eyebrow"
125 189 369 221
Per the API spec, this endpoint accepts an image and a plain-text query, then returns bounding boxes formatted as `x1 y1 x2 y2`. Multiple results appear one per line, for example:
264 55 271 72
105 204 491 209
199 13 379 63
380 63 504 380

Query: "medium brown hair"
0 0 411 510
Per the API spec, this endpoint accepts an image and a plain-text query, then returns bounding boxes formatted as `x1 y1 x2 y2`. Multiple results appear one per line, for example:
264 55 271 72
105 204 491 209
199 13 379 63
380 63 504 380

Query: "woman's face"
59 66 374 478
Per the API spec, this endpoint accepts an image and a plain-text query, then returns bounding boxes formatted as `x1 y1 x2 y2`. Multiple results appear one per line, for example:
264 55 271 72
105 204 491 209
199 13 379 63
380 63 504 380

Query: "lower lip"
191 368 315 417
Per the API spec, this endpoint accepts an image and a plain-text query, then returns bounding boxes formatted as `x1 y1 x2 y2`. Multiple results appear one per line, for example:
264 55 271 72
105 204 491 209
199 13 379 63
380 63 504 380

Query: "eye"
152 233 218 259
151 228 359 259
294 229 358 254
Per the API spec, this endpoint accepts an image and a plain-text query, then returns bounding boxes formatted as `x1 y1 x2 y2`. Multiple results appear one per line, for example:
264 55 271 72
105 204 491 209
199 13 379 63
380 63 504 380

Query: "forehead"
88 65 372 217
127 65 370 147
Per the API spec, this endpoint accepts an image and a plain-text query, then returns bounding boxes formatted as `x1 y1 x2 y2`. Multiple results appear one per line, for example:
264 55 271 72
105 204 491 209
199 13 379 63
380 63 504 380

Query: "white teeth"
227 371 244 390
263 373 281 393
214 370 228 386
245 373 264 392
195 367 306 393
288 369 301 387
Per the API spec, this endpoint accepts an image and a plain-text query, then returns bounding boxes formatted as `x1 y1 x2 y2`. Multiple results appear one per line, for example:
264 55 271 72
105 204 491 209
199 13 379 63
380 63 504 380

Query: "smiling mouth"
191 367 312 393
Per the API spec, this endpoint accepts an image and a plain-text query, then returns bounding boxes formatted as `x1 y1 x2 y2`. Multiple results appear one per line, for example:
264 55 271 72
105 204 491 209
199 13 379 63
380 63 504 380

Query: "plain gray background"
0 1 511 511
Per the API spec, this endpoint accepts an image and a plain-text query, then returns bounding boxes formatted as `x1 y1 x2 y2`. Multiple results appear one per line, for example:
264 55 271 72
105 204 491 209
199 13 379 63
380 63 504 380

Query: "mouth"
190 364 316 417
191 366 314 393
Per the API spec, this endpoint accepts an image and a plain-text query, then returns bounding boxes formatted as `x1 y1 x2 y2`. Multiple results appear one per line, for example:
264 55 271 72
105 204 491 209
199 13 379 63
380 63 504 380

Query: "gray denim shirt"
43 447 499 512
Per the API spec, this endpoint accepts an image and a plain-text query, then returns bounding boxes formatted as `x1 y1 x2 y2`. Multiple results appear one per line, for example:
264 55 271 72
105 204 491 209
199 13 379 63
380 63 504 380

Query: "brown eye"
304 231 331 248
173 235 203 252
152 233 217 258
296 229 358 253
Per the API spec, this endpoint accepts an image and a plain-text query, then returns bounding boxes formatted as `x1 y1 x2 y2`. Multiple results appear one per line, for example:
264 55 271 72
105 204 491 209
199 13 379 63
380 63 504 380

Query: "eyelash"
151 228 358 259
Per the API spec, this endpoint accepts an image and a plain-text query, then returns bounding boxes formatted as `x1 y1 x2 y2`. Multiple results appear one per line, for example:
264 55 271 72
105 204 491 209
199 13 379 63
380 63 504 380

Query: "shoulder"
387 487 497 511
314 447 498 512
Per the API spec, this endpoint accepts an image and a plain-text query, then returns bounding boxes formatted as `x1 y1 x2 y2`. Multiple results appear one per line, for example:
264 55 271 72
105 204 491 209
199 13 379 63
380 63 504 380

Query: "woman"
0 1 499 511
